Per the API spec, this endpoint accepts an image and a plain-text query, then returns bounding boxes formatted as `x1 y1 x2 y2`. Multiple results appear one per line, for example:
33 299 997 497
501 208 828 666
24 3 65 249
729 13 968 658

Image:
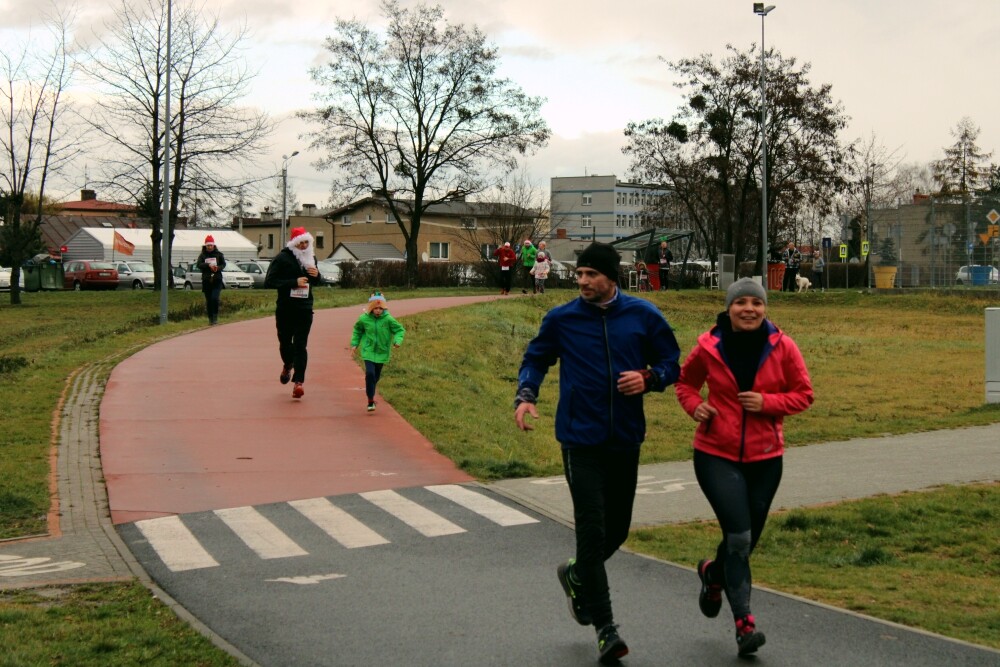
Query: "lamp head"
753 3 776 15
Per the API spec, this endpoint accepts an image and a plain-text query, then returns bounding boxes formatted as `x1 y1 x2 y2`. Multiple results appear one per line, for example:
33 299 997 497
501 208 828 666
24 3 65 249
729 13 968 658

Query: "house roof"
333 242 405 261
38 215 153 253
324 195 535 221
55 199 138 213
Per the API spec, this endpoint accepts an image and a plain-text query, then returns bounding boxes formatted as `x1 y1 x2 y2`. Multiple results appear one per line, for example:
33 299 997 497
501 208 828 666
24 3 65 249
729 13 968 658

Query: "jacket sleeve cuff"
513 386 537 409
638 369 656 392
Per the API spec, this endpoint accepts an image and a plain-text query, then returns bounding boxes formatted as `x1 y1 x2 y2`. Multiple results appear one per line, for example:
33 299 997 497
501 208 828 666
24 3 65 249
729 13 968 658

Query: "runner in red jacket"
675 277 813 657
492 242 517 295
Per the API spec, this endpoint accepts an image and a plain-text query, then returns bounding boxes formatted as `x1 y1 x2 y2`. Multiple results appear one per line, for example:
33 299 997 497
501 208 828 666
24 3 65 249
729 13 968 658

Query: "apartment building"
547 175 672 260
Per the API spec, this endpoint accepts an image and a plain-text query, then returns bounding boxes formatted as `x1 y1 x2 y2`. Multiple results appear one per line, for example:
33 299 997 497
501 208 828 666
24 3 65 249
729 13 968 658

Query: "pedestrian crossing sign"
861 241 870 257
839 243 848 259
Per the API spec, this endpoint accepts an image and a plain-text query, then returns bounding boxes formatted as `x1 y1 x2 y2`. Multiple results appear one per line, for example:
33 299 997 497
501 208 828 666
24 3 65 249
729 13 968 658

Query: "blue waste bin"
970 266 992 286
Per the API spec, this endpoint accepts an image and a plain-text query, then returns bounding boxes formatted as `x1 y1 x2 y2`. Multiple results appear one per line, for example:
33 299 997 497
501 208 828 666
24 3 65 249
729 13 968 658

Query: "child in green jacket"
350 294 406 412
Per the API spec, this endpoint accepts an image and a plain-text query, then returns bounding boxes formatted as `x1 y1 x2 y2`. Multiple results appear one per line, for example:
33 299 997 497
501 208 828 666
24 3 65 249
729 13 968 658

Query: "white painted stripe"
360 489 465 537
214 507 308 560
135 516 219 572
289 498 389 549
425 485 539 526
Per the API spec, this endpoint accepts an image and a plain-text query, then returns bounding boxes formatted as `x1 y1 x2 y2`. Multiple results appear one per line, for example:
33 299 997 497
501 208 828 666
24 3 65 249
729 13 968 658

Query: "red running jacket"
675 320 813 462
493 245 517 268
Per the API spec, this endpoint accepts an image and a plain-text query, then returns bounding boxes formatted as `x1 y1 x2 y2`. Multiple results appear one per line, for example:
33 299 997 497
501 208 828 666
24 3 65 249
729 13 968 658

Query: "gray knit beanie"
725 277 768 309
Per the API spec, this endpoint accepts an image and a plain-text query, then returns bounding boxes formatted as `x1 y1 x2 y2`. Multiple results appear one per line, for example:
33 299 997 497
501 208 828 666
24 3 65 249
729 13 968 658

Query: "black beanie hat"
577 242 620 283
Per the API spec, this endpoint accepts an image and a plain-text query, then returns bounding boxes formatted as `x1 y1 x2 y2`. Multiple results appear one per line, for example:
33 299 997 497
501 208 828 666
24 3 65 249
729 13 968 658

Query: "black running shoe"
556 559 592 626
697 559 723 618
735 614 766 656
279 365 292 384
596 624 629 664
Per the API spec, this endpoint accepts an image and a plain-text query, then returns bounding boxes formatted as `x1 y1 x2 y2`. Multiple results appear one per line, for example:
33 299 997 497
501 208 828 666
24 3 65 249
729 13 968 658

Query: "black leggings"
694 450 782 618
563 447 640 629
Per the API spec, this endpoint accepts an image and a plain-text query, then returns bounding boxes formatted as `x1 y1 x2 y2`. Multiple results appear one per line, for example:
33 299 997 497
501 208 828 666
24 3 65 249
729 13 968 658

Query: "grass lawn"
1 285 999 659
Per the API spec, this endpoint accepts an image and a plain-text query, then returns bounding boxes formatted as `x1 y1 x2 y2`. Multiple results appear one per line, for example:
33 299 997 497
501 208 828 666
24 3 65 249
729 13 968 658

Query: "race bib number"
290 285 309 298
501 266 510 271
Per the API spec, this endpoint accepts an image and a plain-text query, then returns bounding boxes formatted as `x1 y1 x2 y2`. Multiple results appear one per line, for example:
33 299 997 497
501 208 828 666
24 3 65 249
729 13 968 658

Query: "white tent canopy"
63 228 259 266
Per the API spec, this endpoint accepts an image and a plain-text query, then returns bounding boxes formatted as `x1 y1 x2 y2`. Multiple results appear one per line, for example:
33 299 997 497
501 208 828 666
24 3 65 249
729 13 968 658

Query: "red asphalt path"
100 296 499 524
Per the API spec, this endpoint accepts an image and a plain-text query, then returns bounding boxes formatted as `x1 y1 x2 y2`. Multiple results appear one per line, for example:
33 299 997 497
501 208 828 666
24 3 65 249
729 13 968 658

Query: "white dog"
795 275 812 292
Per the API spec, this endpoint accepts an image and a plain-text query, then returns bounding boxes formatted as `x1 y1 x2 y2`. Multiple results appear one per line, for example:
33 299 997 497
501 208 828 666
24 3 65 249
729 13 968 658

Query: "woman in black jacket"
195 235 226 325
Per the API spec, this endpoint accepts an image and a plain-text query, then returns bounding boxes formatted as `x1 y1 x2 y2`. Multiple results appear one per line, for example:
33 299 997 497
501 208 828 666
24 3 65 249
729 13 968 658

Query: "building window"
582 215 592 228
316 233 325 249
481 243 498 259
385 213 393 223
267 234 274 249
429 242 449 260
582 192 592 206
616 192 621 205
366 214 372 224
460 217 476 229
342 215 351 226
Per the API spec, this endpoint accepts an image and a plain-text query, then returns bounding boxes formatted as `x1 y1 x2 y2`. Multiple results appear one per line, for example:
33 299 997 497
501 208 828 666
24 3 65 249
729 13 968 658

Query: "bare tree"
80 0 273 288
0 7 78 305
624 45 849 270
300 1 550 286
451 166 548 284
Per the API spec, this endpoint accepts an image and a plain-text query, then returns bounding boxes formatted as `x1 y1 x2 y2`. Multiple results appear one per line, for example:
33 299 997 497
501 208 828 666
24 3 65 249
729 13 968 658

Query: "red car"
63 260 119 291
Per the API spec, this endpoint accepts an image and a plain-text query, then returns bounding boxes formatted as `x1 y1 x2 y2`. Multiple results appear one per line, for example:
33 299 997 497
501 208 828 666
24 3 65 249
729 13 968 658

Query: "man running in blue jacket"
514 242 681 665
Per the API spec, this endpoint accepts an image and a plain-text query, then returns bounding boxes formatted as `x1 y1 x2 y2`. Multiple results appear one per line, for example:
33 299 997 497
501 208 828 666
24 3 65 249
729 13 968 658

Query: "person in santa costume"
264 227 321 398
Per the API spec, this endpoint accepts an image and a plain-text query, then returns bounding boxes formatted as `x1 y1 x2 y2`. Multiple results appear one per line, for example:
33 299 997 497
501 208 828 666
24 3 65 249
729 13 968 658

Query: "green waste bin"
21 261 41 292
38 260 64 290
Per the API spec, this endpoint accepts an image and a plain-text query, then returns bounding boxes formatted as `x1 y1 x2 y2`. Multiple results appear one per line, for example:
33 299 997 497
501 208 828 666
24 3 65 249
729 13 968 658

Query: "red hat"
289 227 307 242
204 235 216 246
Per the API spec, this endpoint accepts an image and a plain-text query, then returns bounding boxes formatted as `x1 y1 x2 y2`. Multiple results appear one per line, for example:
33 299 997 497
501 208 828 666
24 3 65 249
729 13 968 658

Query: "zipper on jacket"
602 313 614 443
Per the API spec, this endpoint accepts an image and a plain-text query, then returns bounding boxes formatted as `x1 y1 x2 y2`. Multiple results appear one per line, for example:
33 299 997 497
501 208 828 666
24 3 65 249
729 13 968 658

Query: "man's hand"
617 370 646 396
297 277 309 287
306 266 319 277
514 401 538 431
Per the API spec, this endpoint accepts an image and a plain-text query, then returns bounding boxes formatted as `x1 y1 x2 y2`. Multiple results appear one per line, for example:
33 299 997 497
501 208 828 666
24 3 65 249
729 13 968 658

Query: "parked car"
181 262 254 290
0 265 25 291
63 260 119 291
316 258 344 286
955 265 999 285
236 260 271 288
114 260 156 290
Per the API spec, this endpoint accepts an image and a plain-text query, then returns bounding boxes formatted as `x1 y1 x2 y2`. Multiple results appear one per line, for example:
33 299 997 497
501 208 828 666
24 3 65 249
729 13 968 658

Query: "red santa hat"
287 227 313 249
204 235 216 246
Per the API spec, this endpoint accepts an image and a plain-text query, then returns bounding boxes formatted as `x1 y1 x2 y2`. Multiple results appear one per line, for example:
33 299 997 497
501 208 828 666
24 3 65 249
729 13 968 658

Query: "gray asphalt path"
117 484 997 667
490 423 1000 526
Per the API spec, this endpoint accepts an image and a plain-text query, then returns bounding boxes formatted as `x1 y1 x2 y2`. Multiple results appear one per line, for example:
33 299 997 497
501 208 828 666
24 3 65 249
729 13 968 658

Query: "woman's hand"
692 401 718 423
737 391 764 412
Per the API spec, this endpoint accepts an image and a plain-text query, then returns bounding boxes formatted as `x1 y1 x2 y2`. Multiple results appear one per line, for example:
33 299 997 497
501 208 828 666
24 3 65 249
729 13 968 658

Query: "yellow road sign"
839 243 848 259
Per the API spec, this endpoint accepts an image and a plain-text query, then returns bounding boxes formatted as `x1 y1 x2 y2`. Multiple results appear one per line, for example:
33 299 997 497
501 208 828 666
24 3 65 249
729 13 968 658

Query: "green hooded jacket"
520 244 537 267
350 311 406 363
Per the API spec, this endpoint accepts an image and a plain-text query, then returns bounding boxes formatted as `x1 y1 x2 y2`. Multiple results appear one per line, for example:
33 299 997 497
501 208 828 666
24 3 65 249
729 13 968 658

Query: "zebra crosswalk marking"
359 489 465 537
135 515 219 572
426 485 539 527
214 507 308 560
133 487 539 573
288 497 390 549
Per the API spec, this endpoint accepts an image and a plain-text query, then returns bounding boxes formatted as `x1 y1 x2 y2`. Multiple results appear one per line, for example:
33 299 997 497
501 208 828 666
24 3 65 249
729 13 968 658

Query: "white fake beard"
289 242 316 270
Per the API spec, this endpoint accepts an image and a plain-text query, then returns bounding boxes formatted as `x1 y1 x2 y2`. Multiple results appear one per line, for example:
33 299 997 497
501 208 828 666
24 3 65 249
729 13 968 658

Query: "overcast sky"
4 0 998 209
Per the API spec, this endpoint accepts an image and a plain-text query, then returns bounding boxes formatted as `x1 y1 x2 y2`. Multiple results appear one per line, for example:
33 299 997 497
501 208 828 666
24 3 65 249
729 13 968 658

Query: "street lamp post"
754 3 775 290
281 151 299 247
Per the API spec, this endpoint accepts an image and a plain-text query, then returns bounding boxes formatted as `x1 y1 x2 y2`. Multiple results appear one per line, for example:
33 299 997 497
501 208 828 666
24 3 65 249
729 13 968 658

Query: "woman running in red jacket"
675 278 813 657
